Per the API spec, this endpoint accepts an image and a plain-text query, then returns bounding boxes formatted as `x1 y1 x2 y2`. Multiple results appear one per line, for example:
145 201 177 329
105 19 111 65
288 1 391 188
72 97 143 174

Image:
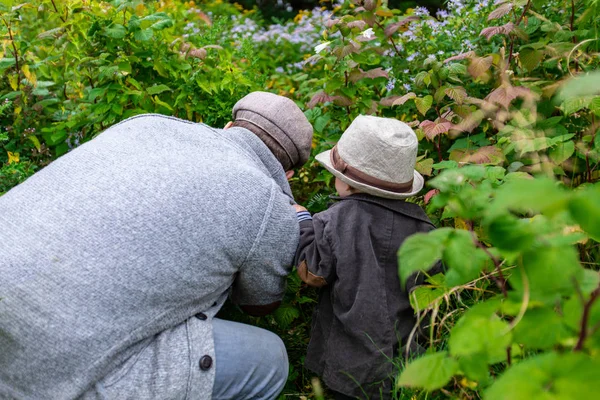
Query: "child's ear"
285 170 295 180
224 121 233 129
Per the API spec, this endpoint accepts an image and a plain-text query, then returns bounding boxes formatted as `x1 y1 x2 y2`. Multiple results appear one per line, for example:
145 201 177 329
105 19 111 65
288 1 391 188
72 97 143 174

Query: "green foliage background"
1 0 599 398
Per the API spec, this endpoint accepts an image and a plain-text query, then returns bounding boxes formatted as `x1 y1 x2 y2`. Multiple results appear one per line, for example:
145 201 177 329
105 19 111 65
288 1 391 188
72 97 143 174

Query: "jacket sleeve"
230 185 298 309
294 213 335 287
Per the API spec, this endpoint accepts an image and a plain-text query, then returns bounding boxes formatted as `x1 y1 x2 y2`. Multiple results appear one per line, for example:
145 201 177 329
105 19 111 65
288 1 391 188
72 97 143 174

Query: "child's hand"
293 204 308 213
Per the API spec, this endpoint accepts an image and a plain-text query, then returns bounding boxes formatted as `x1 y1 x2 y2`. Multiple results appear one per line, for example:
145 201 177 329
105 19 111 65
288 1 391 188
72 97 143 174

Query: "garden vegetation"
1 0 599 398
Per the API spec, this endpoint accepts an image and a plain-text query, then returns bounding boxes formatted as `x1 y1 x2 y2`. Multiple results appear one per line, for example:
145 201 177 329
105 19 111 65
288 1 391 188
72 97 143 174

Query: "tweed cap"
316 115 424 199
233 91 313 169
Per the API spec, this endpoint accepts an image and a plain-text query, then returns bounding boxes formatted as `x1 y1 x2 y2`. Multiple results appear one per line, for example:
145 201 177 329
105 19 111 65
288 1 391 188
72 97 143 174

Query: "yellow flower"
7 152 19 164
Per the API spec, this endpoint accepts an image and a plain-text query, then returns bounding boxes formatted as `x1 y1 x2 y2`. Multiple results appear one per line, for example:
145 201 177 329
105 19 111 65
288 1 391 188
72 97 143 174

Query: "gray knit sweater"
0 114 299 399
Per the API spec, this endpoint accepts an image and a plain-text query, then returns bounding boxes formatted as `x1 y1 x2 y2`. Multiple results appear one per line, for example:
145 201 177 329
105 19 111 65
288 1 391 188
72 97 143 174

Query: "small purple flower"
386 79 396 91
436 10 449 19
403 83 411 91
414 6 430 17
275 66 284 73
406 52 419 62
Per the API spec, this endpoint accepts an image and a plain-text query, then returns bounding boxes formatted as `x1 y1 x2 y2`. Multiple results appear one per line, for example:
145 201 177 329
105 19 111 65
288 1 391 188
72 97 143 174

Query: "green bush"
1 0 599 398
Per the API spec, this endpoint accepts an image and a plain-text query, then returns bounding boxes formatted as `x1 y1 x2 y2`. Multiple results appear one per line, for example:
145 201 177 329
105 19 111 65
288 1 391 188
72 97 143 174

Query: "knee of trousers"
262 331 289 390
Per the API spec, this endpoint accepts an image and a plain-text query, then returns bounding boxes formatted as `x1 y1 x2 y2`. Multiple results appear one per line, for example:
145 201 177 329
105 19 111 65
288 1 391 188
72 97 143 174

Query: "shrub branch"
2 18 20 90
574 286 600 351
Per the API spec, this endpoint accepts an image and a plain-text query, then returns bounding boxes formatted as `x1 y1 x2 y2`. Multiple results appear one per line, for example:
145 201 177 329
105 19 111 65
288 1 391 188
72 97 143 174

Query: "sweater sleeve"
294 212 335 287
230 184 298 306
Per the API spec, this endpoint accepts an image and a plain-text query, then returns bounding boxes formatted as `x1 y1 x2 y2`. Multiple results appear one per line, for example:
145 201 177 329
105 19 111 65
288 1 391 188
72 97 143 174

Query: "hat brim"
315 150 424 200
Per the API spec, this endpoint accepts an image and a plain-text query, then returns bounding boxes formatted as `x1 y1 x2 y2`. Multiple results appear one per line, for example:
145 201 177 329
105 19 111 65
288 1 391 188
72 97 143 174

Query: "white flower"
314 41 331 54
361 28 375 39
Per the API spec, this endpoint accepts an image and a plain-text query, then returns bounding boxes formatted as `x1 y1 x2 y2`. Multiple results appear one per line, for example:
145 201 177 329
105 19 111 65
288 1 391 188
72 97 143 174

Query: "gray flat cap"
233 91 313 169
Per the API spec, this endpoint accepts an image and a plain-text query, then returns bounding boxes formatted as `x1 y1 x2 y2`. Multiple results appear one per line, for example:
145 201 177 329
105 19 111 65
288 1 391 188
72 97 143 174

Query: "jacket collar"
331 193 433 225
217 126 293 199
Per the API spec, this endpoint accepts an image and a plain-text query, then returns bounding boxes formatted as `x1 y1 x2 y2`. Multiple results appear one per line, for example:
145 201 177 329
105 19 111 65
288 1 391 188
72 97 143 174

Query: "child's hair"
231 120 292 171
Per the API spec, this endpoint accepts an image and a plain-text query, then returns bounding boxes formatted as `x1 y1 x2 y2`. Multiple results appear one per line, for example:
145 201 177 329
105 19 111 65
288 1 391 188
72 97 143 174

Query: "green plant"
394 69 600 398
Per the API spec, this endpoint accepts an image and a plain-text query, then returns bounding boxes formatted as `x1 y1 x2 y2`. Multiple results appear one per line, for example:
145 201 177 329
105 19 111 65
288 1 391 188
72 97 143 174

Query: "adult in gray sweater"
0 92 313 400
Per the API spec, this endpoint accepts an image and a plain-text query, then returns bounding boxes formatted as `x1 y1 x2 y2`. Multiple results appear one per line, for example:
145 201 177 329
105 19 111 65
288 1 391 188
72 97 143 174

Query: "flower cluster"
229 7 332 63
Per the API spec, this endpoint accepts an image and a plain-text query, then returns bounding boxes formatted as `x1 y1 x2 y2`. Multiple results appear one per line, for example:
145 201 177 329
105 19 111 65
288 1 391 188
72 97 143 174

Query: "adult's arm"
230 183 299 316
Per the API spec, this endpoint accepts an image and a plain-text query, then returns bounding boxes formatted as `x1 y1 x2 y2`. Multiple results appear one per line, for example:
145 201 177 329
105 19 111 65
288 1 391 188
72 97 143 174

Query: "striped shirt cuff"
296 211 312 222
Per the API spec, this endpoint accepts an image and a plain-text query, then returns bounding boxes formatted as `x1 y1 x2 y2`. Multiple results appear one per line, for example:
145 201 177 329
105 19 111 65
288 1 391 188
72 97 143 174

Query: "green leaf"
409 285 446 310
445 86 467 104
414 95 433 116
151 18 174 30
314 114 331 134
134 28 154 42
569 184 600 241
443 230 490 286
432 160 458 170
560 96 592 115
536 116 563 129
558 71 600 101
485 353 600 400
590 96 600 117
153 95 173 111
449 314 512 363
396 351 458 391
549 140 575 164
563 284 600 335
459 354 490 382
511 245 584 301
28 135 41 151
273 304 300 328
103 24 127 39
146 84 172 95
414 71 429 87
398 228 452 286
513 307 571 349
485 214 535 252
519 48 543 71
492 177 569 215
415 157 434 176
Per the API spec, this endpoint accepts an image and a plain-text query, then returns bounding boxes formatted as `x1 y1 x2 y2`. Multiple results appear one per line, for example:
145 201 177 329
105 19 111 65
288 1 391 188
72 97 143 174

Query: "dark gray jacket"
295 194 439 399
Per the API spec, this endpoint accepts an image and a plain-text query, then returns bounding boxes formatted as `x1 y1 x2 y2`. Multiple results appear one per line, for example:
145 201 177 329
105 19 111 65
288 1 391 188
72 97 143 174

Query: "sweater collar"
217 126 294 199
331 193 433 225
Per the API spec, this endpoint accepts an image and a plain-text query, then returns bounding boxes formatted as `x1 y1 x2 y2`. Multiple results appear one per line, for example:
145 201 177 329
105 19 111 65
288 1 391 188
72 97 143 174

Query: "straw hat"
315 115 424 199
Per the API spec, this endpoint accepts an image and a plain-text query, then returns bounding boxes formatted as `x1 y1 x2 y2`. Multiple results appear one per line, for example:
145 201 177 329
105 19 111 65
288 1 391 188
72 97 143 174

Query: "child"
294 115 441 399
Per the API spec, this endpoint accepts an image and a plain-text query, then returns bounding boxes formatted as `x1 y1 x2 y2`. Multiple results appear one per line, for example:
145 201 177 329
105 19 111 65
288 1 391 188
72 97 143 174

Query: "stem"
2 19 20 90
506 346 512 366
586 152 591 182
473 233 508 298
50 0 67 23
344 71 351 116
574 286 600 351
375 21 402 57
508 0 532 67
570 0 578 43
